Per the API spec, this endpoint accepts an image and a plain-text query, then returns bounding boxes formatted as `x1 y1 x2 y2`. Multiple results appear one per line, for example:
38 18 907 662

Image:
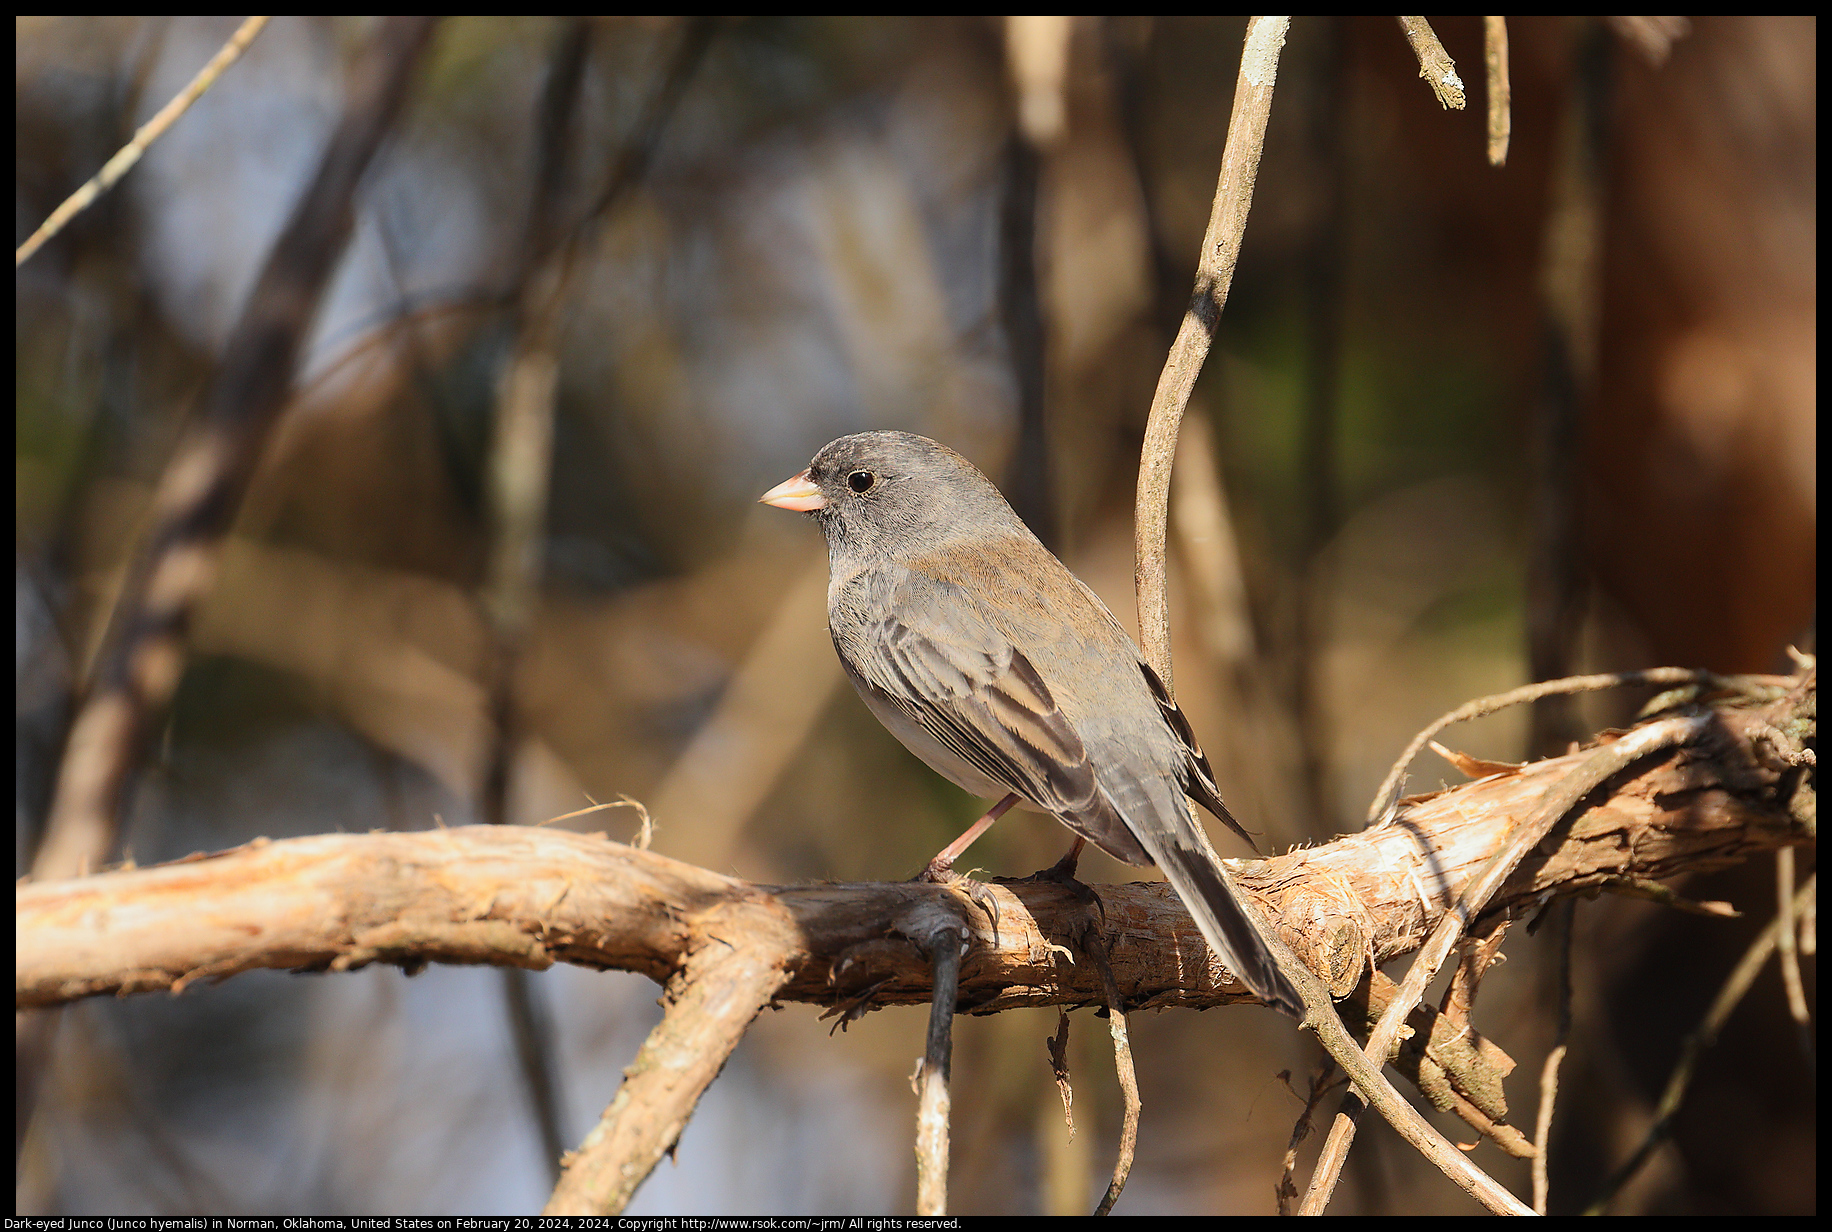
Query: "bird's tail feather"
1154 840 1304 1019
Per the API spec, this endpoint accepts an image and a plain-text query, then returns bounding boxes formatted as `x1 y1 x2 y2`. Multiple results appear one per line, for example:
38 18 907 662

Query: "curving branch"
1133 15 1287 691
17 678 1811 1211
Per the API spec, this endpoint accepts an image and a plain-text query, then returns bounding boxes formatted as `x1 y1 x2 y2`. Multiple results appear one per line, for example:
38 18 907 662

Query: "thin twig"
914 913 969 1216
1088 932 1141 1216
1532 899 1574 1213
1045 1009 1074 1139
1484 17 1511 165
1774 847 1814 1067
1277 1064 1345 1215
18 16 272 267
1134 14 1288 690
1367 668 1728 826
1303 713 1710 1213
1584 876 1817 1214
1274 930 1533 1215
1396 17 1466 110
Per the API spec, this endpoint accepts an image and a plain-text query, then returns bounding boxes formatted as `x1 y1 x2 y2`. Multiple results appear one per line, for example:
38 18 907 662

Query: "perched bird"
761 430 1302 1018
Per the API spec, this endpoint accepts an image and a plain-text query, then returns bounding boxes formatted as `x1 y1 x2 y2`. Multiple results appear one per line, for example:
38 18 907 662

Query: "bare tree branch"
1134 15 1287 690
543 889 800 1215
20 680 1809 1207
1484 16 1512 165
35 15 438 884
17 16 272 267
1396 16 1466 110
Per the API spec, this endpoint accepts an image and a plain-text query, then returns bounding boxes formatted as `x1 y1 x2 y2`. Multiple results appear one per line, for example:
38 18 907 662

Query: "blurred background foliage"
16 15 1814 1216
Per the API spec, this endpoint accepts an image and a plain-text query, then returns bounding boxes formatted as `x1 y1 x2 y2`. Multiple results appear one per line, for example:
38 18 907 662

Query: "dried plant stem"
1301 713 1711 1214
1584 876 1818 1214
1367 667 1733 826
1532 899 1575 1213
18 16 271 267
1396 16 1466 110
914 913 970 1215
1484 17 1512 165
1134 15 1287 691
1090 934 1141 1215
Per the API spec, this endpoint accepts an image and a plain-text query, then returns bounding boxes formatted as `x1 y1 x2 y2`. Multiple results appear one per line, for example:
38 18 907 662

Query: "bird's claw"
914 862 1002 938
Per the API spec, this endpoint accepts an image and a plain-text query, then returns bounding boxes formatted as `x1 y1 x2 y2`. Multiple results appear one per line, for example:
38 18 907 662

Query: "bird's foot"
914 860 1002 939
998 840 1106 925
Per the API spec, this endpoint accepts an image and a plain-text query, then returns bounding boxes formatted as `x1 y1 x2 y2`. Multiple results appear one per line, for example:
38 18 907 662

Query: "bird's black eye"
848 470 876 493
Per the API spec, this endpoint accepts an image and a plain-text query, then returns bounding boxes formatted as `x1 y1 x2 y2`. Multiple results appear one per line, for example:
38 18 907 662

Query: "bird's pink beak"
759 469 826 512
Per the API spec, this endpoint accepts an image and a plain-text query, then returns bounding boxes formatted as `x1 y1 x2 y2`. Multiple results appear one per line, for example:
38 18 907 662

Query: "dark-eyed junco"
761 431 1301 1018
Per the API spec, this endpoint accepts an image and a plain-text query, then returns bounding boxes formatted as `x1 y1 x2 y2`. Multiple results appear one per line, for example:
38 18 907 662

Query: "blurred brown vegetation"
16 15 1813 1216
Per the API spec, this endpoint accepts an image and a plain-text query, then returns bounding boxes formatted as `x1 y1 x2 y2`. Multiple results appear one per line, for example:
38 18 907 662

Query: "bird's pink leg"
1044 835 1087 878
920 793 1020 880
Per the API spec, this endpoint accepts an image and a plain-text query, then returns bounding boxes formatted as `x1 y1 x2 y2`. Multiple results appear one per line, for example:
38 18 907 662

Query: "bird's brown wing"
843 572 1151 864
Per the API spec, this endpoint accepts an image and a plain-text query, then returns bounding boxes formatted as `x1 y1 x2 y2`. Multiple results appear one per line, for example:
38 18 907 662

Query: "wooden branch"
1396 16 1466 110
543 891 799 1215
19 696 1806 1014
1484 16 1511 166
17 682 1808 1214
912 902 972 1216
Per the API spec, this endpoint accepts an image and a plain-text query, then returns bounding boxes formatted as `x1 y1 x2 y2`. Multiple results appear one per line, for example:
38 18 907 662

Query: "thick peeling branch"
19 699 1807 1016
542 894 798 1216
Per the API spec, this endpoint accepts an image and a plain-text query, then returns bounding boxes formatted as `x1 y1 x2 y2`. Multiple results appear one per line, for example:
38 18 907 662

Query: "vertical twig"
1533 898 1575 1213
1134 15 1288 690
1773 847 1813 1065
1130 21 1528 1214
914 920 968 1216
1045 1010 1075 1138
1584 876 1818 1214
18 16 272 267
1484 17 1512 165
1087 929 1142 1215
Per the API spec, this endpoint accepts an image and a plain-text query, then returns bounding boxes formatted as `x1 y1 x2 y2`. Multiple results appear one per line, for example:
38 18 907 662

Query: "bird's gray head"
760 431 1027 560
